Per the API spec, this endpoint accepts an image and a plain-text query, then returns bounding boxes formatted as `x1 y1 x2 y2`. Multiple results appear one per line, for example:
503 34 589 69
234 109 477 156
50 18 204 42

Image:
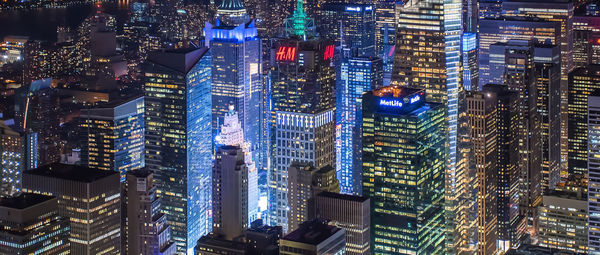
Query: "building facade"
314 192 370 255
144 48 213 253
80 96 144 182
362 87 445 253
0 193 70 254
125 169 176 255
22 163 121 254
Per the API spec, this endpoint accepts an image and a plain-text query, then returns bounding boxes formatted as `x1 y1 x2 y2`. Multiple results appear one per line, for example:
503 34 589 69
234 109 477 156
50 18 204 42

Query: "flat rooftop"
317 191 369 203
372 86 422 99
282 219 341 245
26 163 118 183
0 193 55 210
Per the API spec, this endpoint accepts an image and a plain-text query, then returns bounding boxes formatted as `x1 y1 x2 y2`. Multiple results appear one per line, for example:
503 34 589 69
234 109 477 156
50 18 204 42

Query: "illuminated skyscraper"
22 163 121 255
568 65 600 183
466 92 498 255
490 41 561 193
362 87 445 253
538 189 588 254
478 18 560 87
336 57 382 195
573 16 600 68
481 84 524 252
144 48 212 253
215 110 259 223
463 33 478 91
374 0 395 82
588 93 600 253
204 1 263 175
489 40 543 237
287 163 339 232
268 0 336 232
318 3 376 57
501 1 574 169
80 96 145 182
0 194 70 255
392 0 471 251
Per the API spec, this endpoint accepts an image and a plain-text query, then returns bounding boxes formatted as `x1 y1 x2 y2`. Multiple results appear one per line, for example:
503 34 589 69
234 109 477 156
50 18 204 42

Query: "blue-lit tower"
462 33 478 91
336 57 382 195
144 48 212 254
204 0 264 182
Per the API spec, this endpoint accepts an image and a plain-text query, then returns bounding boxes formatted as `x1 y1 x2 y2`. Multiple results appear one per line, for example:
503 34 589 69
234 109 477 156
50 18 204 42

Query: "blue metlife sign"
377 94 423 114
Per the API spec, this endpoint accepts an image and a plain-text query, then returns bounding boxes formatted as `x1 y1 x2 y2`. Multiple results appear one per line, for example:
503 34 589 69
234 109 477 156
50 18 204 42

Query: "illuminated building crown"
284 0 315 39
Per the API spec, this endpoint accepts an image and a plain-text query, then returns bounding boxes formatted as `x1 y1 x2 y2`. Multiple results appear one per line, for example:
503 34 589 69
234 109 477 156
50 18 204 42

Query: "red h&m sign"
276 46 297 61
324 45 334 60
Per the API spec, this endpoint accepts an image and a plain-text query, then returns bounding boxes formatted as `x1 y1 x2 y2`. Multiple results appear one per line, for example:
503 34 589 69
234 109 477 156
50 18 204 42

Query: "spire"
218 0 245 10
284 0 315 39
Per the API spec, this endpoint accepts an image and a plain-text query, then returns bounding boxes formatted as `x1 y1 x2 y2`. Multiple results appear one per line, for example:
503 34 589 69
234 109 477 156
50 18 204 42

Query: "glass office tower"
392 0 471 251
204 0 264 174
336 57 382 195
318 3 376 57
80 96 145 182
144 48 212 254
362 86 445 254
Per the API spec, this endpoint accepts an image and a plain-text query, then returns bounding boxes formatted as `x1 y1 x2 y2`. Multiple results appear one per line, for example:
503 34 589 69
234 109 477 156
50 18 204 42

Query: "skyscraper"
490 40 561 193
268 0 336 232
215 110 259 222
212 145 248 241
0 193 70 254
318 3 376 57
362 87 445 253
538 189 588 254
22 163 121 254
568 65 600 183
466 91 498 255
0 120 36 196
490 40 543 236
204 1 264 175
462 33 478 91
287 163 339 232
588 93 600 253
314 192 370 255
392 0 468 250
336 56 382 194
481 84 524 252
80 96 144 182
478 18 561 87
125 169 176 255
144 48 213 253
374 0 395 82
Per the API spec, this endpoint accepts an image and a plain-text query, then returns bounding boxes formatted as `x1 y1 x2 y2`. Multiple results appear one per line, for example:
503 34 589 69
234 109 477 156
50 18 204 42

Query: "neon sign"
345 6 361 12
276 46 297 61
410 95 420 104
324 45 334 60
379 99 403 107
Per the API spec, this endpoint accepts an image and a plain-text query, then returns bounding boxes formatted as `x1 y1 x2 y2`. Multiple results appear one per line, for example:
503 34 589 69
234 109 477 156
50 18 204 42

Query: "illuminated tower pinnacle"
284 0 315 39
217 0 249 26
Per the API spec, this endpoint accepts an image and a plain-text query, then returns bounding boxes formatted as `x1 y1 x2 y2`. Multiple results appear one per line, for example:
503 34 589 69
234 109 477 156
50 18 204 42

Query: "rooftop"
372 86 423 99
26 163 118 183
282 219 342 245
317 191 369 203
0 193 55 210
